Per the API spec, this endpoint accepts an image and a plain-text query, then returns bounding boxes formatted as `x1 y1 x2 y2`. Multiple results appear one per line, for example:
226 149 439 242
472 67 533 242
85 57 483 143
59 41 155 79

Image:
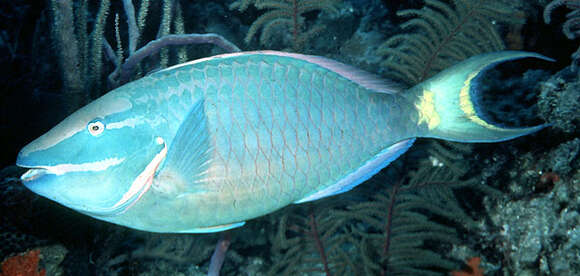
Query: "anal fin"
294 139 415 203
178 221 246 233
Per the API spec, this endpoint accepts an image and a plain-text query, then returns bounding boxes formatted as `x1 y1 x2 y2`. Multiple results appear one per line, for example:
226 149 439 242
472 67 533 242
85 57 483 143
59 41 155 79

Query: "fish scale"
108 55 414 231
219 61 388 188
17 51 551 233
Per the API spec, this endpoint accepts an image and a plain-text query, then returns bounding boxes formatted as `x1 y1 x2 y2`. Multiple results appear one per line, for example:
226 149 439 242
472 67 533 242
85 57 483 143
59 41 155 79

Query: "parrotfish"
16 51 550 233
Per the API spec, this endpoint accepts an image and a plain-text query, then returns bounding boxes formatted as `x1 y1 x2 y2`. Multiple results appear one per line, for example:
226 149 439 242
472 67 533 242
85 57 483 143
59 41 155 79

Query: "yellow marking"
459 71 503 130
415 89 440 130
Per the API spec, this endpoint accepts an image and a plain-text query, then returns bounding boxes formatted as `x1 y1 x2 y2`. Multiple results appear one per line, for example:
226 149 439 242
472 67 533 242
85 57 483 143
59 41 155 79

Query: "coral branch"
381 182 400 276
113 33 241 85
544 0 580 69
122 0 139 54
308 212 331 276
207 232 232 276
544 0 580 24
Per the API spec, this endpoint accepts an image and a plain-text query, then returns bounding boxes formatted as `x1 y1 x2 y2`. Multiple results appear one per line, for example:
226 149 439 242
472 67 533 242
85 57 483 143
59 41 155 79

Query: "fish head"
16 94 167 217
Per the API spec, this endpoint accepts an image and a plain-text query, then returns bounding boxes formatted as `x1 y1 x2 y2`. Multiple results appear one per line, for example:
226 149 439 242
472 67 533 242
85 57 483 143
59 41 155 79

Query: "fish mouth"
20 168 48 182
20 167 50 183
16 151 53 183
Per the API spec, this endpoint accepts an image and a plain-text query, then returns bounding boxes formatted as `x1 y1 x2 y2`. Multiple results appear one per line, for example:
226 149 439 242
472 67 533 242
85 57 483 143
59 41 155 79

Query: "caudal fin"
409 51 553 143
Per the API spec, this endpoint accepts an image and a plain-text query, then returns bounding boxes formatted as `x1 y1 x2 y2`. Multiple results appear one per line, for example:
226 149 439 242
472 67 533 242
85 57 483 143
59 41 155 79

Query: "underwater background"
0 0 578 275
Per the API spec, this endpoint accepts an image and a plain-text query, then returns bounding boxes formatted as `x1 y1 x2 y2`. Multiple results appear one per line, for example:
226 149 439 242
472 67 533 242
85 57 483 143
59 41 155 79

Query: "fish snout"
16 142 37 165
16 145 47 183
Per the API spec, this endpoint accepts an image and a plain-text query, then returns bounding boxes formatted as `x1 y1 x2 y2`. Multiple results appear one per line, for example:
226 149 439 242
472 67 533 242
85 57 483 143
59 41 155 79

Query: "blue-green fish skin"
16 51 549 233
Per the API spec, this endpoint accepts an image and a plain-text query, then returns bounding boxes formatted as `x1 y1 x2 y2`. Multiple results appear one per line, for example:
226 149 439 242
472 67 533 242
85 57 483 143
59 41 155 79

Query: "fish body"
16 51 549 233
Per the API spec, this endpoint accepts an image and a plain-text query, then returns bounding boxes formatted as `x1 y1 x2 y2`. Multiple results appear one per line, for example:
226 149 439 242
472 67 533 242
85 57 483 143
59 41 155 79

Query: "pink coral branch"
208 232 232 276
108 33 241 86
308 212 331 276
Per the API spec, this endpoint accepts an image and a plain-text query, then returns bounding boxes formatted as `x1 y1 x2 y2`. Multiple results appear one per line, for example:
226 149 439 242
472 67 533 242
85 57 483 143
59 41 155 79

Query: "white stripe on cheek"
113 139 168 212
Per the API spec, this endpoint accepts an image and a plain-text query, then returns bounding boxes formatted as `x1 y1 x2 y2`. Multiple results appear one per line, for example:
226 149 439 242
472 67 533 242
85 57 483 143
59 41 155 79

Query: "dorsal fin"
255 51 401 94
160 50 402 94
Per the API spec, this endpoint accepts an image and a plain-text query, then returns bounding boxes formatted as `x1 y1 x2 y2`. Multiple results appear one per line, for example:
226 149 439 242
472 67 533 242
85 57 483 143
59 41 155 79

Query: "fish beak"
16 146 51 184
20 168 48 182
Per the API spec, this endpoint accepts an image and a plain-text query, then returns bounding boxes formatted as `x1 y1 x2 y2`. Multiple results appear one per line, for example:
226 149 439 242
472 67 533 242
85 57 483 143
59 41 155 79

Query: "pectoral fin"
156 99 212 192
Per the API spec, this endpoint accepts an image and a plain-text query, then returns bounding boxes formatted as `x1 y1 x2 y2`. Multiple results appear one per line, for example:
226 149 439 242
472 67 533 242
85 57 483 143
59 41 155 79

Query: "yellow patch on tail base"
416 89 441 130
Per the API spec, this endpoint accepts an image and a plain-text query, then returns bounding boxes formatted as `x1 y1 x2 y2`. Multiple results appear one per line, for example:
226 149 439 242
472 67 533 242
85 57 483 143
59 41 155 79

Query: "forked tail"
407 51 553 142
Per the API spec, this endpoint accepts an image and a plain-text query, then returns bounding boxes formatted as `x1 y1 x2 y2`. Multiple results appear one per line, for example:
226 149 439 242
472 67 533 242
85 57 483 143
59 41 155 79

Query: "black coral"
340 168 481 275
268 204 360 275
266 163 492 275
230 0 341 51
379 0 512 85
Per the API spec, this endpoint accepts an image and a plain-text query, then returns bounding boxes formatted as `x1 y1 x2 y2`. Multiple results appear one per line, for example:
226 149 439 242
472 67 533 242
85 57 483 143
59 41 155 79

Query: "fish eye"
87 120 105 136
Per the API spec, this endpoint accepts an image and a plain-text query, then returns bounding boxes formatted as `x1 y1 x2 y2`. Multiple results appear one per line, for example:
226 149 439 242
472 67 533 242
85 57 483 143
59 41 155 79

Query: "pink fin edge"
162 50 400 94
